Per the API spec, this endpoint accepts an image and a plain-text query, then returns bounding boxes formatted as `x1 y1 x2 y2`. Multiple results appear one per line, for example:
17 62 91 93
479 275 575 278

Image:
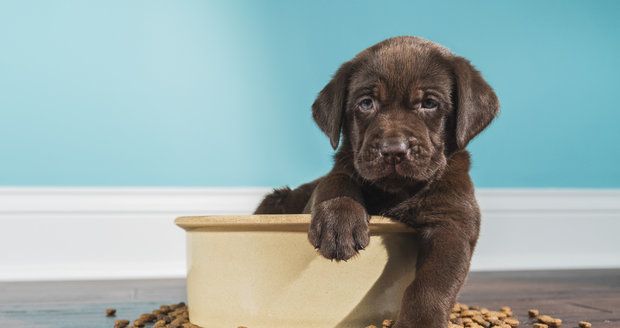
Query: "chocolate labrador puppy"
255 36 498 328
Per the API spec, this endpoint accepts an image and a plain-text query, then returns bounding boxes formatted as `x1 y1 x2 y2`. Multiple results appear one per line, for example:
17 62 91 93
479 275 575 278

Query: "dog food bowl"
175 214 417 328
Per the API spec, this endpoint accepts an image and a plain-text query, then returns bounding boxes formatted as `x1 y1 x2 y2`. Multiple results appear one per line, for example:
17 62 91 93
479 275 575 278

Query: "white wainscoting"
0 188 618 281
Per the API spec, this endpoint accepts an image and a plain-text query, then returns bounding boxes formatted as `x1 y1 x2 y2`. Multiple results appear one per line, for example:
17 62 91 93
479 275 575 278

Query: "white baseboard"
0 187 618 281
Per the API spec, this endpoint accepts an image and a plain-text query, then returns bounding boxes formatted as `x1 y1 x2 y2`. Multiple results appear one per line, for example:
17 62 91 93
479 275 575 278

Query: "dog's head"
313 36 499 191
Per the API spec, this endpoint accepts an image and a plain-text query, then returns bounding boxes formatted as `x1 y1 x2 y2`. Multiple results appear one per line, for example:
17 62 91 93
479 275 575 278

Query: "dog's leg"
254 179 319 214
307 173 369 261
393 222 473 328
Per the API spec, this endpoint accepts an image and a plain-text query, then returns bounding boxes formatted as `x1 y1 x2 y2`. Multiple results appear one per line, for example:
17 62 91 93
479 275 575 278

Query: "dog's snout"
379 138 409 164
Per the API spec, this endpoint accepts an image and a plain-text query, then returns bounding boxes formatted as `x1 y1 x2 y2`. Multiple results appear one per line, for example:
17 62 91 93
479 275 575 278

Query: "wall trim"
1 187 619 281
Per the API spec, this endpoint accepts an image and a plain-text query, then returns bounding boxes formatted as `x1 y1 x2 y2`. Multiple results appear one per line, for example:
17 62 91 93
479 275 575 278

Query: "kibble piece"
471 315 489 326
182 323 200 328
382 319 395 327
139 313 157 323
537 315 563 327
461 310 478 317
578 321 592 328
528 309 540 317
533 324 549 328
503 318 519 327
487 318 502 326
365 326 378 328
105 308 116 317
170 317 188 326
153 320 167 328
538 315 556 325
113 319 129 328
487 311 507 319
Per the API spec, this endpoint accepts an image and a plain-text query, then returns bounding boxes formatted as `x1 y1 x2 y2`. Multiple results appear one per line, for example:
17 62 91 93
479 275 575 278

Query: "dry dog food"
364 319 395 328
108 302 594 327
109 302 198 328
537 314 562 327
443 303 584 328
446 303 518 328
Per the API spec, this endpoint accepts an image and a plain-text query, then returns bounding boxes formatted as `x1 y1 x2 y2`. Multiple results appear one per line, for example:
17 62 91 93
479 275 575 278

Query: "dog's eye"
358 97 375 111
421 99 439 109
421 99 439 110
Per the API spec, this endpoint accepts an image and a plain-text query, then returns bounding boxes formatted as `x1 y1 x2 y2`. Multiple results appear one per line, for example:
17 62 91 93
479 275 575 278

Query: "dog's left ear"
452 56 499 149
312 60 356 150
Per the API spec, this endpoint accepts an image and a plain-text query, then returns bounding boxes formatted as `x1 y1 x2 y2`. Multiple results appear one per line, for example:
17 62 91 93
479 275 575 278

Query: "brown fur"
255 36 499 328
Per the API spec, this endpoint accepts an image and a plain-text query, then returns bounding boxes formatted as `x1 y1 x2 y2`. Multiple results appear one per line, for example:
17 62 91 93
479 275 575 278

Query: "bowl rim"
175 214 414 233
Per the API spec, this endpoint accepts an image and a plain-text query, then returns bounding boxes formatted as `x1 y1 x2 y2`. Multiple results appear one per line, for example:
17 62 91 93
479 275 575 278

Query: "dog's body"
255 36 498 328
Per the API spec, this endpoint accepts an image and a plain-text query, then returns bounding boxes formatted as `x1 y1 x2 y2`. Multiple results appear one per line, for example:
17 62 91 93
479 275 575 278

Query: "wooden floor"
0 269 618 327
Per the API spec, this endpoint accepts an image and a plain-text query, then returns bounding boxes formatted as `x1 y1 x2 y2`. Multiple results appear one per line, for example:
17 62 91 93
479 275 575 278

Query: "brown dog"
255 36 499 328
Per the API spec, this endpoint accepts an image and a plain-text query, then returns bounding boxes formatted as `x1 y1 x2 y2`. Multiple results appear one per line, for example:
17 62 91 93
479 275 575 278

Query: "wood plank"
0 270 618 327
458 270 620 327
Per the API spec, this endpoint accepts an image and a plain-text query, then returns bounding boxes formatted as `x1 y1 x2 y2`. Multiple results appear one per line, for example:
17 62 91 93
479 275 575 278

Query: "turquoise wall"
1 1 618 187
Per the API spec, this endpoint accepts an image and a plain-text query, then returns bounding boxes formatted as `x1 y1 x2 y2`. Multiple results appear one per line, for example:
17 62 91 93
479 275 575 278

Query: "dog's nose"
379 139 409 164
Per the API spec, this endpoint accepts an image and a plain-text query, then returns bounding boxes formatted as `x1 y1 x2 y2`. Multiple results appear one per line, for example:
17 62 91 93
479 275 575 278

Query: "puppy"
255 36 499 328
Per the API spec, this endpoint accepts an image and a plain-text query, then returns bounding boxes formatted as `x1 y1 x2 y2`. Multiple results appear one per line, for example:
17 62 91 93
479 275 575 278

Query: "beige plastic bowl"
175 214 417 328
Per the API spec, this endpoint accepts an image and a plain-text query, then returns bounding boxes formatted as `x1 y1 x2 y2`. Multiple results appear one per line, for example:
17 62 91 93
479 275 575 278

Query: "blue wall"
1 1 618 188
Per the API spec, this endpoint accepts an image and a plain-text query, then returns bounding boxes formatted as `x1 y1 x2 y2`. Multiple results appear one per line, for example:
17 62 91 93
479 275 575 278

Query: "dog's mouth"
354 150 433 182
373 161 412 178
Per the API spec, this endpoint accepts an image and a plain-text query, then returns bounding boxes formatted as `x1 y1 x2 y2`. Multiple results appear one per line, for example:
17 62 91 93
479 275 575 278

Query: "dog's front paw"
308 197 369 261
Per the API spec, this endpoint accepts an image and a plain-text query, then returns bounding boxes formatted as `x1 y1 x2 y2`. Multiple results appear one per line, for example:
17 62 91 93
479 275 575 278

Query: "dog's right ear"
312 60 356 150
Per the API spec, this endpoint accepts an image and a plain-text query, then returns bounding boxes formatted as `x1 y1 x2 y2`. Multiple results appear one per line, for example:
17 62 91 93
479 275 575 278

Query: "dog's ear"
452 56 499 149
312 60 356 150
